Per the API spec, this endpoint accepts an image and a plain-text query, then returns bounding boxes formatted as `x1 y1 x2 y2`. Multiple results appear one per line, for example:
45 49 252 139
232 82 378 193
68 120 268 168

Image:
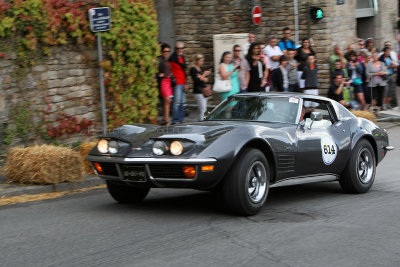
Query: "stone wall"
0 45 102 144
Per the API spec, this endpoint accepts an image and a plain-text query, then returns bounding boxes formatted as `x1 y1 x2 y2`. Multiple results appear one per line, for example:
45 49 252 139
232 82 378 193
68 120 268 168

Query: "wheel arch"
353 134 378 164
236 138 277 183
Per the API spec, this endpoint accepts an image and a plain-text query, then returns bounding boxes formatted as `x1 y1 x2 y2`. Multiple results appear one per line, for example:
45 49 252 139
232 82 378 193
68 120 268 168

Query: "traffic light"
310 6 324 23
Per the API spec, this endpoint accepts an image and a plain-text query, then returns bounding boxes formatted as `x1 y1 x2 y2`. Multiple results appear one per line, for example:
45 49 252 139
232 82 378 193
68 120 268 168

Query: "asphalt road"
1 127 399 267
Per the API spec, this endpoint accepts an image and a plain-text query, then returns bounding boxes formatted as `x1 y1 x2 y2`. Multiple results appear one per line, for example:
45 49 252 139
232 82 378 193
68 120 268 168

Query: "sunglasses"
176 47 184 50
234 50 241 52
163 50 171 52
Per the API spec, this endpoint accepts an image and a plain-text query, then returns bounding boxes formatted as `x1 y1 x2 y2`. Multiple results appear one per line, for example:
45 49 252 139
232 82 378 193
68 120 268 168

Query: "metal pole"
307 2 311 40
294 0 299 46
97 32 107 135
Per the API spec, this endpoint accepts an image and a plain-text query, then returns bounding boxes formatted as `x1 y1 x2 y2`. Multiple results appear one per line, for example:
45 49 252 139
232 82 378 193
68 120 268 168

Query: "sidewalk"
0 174 105 198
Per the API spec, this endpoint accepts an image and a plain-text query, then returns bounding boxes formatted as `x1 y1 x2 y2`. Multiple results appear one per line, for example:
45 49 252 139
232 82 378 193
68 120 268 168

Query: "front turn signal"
93 162 103 174
182 166 196 178
201 165 214 172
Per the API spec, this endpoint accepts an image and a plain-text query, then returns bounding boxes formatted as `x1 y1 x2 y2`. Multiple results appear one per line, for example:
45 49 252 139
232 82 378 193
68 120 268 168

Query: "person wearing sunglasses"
157 43 173 125
232 44 250 92
169 41 188 124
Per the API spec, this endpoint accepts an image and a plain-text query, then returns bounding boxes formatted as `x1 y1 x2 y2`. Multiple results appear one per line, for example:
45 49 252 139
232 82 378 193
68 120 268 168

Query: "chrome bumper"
86 155 217 164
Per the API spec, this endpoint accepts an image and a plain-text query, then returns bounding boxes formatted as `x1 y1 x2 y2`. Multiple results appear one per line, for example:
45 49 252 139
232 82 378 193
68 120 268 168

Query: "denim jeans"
172 84 186 123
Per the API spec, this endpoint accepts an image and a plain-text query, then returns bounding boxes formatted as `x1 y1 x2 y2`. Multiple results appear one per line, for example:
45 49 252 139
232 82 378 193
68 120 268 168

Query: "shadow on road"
96 181 344 217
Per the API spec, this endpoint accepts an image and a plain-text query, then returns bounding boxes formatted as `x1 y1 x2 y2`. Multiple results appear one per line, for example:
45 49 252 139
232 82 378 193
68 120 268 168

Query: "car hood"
107 121 236 147
95 121 292 158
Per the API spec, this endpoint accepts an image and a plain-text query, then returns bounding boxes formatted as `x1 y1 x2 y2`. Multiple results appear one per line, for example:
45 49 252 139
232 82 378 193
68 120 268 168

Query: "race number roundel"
320 134 337 165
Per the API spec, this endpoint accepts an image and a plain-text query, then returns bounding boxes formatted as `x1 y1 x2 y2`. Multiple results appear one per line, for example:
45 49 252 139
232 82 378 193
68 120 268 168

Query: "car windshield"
205 96 300 123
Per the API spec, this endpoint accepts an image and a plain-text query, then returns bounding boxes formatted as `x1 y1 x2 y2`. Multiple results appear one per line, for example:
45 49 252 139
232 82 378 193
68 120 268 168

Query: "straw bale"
5 145 83 185
351 110 376 122
79 142 97 174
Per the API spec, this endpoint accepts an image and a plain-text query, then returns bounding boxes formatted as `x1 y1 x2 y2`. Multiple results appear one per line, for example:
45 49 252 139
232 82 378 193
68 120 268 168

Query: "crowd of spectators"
157 28 399 123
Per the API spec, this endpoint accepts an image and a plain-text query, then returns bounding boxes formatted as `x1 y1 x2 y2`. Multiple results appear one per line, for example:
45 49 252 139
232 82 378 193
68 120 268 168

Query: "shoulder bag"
212 74 232 93
201 85 213 97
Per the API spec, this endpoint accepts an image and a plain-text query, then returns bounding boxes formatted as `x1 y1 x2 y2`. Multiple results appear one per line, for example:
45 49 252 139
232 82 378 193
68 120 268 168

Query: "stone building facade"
156 0 399 94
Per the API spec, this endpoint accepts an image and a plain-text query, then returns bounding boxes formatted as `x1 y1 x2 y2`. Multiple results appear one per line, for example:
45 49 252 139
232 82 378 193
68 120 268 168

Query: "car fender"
348 118 386 164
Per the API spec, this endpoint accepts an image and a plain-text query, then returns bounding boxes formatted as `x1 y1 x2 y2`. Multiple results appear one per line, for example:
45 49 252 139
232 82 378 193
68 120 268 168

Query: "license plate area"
122 165 146 182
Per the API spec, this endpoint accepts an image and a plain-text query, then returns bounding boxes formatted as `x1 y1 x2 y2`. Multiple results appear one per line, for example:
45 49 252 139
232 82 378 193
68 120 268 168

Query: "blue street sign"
88 7 111 32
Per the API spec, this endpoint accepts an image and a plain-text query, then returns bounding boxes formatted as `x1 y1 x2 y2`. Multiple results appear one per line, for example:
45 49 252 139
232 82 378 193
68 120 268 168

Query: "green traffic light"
316 9 323 19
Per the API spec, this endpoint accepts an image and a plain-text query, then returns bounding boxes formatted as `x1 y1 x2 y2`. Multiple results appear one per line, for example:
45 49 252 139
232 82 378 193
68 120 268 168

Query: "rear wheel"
340 139 376 193
223 148 270 216
106 180 150 203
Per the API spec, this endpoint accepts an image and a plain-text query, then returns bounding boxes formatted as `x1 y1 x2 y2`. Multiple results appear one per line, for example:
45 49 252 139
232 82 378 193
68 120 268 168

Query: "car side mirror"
309 112 322 129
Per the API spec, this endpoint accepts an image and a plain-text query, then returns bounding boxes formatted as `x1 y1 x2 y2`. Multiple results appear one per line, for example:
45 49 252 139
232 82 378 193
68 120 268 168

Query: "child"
271 55 289 92
286 48 300 92
301 55 318 107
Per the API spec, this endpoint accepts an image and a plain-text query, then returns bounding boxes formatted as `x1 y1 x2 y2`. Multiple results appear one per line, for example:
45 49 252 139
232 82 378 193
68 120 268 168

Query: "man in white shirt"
242 32 256 56
264 37 283 69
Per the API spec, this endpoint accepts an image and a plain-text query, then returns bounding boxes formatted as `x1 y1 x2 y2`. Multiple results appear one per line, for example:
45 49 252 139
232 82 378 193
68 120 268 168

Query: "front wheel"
223 148 270 216
339 139 376 193
106 180 150 203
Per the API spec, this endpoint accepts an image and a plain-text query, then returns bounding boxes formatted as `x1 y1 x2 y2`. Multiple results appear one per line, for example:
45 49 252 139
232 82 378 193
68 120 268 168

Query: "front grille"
99 162 119 177
149 164 186 179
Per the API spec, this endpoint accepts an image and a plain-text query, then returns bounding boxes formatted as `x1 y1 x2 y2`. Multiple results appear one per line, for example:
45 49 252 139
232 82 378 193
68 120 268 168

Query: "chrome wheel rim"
357 148 374 184
246 161 267 203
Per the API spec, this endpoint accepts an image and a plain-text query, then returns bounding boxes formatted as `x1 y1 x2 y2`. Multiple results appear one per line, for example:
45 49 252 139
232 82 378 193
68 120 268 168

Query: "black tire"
223 148 270 216
339 139 376 193
106 180 150 203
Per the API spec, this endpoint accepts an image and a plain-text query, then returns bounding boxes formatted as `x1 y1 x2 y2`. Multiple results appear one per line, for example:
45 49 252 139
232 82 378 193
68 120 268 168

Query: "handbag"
170 75 176 87
201 85 213 97
353 78 362 85
212 75 232 93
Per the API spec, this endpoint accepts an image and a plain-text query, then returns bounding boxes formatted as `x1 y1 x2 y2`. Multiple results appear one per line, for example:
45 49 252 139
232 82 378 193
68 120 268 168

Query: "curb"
376 116 400 122
0 175 105 198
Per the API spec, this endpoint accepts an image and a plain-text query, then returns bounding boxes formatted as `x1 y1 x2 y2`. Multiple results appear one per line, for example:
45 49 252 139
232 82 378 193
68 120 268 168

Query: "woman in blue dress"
218 51 240 101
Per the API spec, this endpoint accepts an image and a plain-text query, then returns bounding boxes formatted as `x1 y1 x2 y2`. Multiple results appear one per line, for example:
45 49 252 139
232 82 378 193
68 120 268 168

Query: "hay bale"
79 142 96 175
351 110 376 122
5 145 83 185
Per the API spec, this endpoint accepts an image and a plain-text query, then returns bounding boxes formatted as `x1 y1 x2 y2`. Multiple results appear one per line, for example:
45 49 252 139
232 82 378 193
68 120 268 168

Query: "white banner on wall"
213 33 248 76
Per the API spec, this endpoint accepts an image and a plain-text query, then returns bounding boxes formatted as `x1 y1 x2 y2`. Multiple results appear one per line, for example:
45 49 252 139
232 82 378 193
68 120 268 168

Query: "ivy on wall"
0 0 159 135
101 0 159 127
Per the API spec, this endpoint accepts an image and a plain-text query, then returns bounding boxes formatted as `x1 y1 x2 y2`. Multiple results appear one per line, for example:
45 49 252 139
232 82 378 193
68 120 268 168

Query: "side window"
332 101 354 120
303 99 333 128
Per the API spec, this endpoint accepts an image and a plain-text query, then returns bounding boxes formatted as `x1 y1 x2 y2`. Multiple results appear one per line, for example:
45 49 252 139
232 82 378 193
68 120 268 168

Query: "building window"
356 0 376 18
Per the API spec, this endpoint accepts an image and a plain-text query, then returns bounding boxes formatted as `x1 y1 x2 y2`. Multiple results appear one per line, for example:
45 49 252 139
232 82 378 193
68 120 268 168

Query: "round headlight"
108 140 119 154
97 139 108 154
153 140 167 155
170 140 183 156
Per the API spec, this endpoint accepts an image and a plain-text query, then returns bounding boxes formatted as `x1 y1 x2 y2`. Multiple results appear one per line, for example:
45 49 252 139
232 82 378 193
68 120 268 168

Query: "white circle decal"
320 134 337 165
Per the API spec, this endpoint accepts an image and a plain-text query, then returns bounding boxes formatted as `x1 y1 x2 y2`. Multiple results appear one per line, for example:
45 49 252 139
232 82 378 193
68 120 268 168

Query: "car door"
295 99 350 176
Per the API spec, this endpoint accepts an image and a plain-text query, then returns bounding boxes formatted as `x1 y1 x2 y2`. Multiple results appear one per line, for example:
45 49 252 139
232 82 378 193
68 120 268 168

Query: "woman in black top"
189 54 211 121
246 42 267 92
295 38 316 90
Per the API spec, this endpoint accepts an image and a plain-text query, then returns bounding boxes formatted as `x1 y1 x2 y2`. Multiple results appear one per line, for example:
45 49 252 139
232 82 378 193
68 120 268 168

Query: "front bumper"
86 155 222 189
